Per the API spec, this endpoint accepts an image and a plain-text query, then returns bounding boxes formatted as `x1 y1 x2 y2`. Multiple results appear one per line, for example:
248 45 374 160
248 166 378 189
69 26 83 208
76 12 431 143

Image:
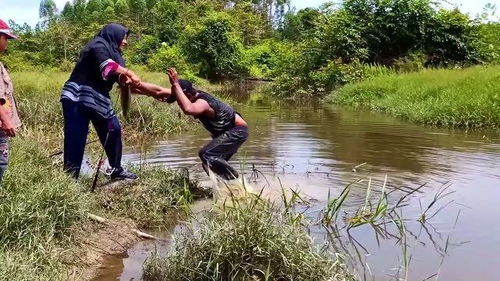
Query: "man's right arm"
130 82 171 99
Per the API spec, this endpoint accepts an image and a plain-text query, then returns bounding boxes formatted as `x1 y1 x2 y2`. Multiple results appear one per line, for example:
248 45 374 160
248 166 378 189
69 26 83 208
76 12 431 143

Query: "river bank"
0 129 205 280
0 70 211 280
328 66 500 129
0 72 357 281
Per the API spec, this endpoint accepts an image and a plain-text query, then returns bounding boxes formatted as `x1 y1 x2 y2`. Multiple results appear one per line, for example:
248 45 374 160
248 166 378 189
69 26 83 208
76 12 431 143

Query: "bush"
180 11 246 80
128 35 161 65
394 52 426 73
242 39 297 78
146 44 196 76
271 60 392 99
478 23 500 64
424 9 483 66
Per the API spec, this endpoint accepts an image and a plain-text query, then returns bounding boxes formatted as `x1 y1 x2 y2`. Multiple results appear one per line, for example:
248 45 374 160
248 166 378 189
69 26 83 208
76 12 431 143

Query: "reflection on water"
96 85 500 281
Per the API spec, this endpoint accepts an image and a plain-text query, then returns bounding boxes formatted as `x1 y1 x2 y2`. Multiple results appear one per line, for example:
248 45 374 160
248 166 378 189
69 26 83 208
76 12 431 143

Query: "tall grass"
11 71 193 141
0 134 89 280
0 249 67 281
0 136 90 250
143 196 355 281
0 132 202 280
330 66 500 128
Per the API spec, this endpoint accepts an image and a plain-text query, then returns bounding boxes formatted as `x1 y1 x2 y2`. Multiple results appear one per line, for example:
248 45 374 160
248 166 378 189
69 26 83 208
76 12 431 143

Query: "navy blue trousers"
62 100 122 178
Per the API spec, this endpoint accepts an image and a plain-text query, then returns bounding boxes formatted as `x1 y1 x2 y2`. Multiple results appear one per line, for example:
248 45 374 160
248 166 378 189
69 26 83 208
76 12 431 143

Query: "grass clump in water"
143 197 355 281
330 66 500 129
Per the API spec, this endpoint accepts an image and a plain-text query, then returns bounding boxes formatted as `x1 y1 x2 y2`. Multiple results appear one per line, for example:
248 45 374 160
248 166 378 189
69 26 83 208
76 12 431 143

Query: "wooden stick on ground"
87 213 158 240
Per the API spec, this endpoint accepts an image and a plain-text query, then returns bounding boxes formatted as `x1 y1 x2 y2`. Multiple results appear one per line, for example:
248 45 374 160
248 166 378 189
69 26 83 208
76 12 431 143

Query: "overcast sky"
0 0 496 27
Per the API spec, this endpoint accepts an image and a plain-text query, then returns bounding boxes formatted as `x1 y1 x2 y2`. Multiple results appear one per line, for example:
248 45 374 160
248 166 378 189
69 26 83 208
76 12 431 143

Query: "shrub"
146 44 196 76
143 198 354 281
128 35 161 65
180 11 246 80
242 39 297 78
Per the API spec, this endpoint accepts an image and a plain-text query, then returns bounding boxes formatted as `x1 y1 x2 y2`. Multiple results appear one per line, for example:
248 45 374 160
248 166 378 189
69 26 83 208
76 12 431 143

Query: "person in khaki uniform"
0 19 22 183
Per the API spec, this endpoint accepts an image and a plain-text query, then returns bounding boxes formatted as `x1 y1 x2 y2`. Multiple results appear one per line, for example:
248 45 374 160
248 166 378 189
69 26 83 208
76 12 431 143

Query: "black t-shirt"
196 91 236 138
68 43 119 97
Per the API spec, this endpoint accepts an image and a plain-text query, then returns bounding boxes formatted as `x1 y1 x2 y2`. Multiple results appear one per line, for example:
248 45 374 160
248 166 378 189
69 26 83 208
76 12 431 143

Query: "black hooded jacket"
67 23 128 97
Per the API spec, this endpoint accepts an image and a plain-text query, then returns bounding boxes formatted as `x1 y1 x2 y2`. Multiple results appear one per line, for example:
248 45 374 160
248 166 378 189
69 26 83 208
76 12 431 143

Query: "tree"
72 0 88 23
114 0 130 17
39 0 58 25
280 8 321 41
128 0 147 35
86 0 104 22
61 2 75 21
181 11 245 79
424 9 482 65
230 1 268 46
151 0 181 44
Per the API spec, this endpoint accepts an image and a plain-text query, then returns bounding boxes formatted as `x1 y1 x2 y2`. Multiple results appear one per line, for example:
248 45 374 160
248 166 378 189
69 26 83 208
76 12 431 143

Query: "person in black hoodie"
166 68 248 180
61 23 171 180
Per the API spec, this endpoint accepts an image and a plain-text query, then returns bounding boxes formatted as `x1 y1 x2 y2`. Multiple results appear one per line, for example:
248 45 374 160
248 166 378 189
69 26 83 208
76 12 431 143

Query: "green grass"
329 66 500 128
143 196 355 281
0 249 67 281
0 136 91 249
0 135 90 280
11 71 193 141
0 131 201 280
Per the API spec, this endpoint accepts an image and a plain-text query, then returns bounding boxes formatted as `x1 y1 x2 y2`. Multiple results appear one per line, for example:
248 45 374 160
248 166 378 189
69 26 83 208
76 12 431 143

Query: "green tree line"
3 0 500 95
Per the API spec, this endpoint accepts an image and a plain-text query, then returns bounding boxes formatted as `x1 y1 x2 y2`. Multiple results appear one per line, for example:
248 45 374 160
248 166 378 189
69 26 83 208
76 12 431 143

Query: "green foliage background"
3 0 500 94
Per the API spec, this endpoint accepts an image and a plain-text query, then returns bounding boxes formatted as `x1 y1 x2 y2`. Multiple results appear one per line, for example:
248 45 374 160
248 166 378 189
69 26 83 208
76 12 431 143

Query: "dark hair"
179 79 197 95
165 79 197 103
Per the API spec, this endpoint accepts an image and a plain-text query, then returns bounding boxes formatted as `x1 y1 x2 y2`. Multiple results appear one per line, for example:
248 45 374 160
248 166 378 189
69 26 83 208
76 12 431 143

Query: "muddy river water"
95 86 500 281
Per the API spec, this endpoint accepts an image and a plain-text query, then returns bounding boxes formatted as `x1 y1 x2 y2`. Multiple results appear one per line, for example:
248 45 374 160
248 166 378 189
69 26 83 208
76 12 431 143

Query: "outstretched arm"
130 82 171 98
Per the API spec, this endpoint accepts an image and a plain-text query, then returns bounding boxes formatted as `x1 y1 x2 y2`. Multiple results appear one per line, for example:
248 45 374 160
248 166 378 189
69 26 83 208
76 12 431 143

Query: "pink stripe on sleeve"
102 60 120 80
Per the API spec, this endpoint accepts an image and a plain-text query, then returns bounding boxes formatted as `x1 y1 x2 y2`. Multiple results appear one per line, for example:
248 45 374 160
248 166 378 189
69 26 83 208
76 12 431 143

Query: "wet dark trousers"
62 100 122 178
199 126 248 180
0 132 9 185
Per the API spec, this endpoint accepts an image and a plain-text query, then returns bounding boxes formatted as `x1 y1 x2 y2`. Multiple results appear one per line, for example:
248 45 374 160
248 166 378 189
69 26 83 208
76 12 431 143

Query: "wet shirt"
0 62 21 129
196 91 236 138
